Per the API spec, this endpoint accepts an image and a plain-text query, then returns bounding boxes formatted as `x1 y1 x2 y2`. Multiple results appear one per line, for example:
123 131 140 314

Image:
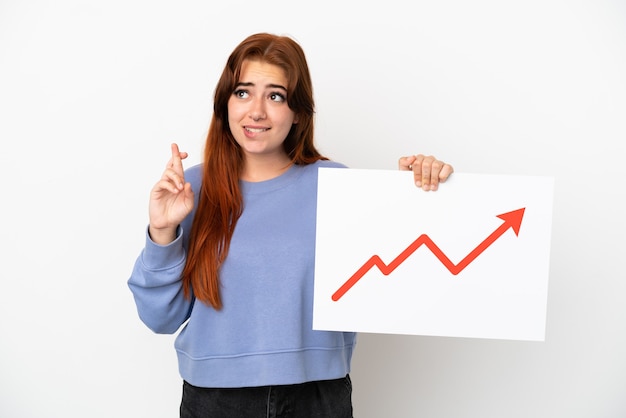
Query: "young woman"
128 32 453 418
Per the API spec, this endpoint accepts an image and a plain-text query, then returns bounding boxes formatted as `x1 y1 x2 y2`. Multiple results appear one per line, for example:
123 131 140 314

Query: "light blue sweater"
128 160 357 388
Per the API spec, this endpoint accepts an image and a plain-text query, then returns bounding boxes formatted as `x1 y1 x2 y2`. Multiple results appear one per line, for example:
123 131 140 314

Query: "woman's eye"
270 92 286 103
234 89 249 99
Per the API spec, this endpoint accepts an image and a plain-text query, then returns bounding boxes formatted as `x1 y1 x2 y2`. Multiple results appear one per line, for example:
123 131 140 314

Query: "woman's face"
228 59 298 161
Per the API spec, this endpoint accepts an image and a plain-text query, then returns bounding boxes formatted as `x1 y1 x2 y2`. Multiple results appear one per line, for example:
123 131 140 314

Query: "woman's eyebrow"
235 81 287 91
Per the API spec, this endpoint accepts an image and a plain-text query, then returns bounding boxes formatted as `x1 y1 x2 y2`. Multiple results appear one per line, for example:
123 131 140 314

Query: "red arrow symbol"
331 208 526 301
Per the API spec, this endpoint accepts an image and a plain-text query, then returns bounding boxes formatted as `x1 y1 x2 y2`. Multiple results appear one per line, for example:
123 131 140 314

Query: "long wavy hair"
182 33 327 309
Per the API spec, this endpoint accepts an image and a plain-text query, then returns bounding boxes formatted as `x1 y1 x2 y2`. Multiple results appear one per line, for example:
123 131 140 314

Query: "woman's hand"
398 154 454 191
148 143 194 244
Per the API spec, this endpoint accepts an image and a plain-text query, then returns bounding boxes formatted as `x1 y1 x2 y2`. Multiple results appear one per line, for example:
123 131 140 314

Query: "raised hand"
148 143 195 244
398 154 454 191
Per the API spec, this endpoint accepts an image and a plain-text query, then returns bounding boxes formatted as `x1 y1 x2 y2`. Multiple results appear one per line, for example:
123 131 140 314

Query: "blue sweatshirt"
128 160 357 388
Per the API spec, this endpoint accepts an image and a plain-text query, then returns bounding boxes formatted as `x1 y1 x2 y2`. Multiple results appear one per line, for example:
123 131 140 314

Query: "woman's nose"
249 98 266 121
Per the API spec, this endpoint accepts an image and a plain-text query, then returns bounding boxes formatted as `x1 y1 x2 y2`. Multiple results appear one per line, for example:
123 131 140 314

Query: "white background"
1 1 624 417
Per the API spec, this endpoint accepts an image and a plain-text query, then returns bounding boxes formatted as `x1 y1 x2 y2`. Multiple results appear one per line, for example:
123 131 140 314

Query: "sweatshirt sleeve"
127 225 193 334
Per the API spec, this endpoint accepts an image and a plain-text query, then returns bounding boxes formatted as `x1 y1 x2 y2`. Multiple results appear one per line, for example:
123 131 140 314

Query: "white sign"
313 168 554 341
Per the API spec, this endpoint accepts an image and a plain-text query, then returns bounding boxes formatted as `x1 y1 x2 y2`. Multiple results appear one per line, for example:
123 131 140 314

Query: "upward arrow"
331 208 526 301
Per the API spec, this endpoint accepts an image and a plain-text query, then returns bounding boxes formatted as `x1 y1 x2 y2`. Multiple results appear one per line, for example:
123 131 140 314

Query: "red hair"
182 33 327 309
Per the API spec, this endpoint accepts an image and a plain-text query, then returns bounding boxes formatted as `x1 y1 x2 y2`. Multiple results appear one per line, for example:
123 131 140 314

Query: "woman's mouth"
245 127 269 133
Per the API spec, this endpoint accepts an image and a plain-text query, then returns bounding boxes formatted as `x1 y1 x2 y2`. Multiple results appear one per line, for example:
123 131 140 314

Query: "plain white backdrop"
1 1 624 417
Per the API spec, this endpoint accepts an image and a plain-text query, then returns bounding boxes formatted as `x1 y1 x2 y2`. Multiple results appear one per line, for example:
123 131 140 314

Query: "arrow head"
496 208 526 236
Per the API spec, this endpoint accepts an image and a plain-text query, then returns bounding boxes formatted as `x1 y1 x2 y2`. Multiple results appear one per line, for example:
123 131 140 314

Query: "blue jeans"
180 374 353 418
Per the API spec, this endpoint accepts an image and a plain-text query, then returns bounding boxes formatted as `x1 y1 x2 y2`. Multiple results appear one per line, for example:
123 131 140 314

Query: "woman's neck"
240 153 293 182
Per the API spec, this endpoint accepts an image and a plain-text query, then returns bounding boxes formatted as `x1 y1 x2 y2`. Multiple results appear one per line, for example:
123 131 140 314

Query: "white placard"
313 168 554 341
